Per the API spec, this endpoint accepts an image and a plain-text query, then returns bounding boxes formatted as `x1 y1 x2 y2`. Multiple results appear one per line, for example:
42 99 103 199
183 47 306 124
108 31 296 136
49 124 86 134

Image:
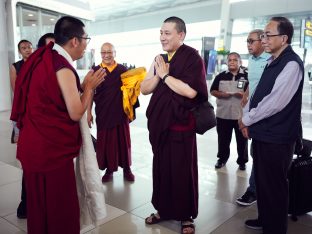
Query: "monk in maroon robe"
141 17 208 234
10 16 105 234
88 42 134 183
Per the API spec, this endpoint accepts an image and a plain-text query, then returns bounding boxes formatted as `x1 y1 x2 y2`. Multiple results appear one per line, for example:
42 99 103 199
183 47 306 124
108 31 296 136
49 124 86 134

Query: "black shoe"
17 201 27 219
245 219 262 230
236 191 257 206
239 164 246 171
215 160 225 169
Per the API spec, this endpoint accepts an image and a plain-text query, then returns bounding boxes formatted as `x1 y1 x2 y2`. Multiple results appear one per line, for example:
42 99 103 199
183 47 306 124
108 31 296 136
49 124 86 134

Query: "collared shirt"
100 61 117 73
248 51 271 98
211 67 248 120
53 43 74 66
242 60 302 126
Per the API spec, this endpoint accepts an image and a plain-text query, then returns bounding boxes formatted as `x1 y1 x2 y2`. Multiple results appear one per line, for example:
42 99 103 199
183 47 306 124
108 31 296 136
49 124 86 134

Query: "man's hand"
82 68 106 91
241 127 249 139
233 91 244 99
238 118 249 139
87 112 93 128
154 55 169 80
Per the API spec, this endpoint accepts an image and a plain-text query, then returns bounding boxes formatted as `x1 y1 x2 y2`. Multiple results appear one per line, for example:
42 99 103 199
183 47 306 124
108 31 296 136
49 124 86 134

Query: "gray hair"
249 29 264 40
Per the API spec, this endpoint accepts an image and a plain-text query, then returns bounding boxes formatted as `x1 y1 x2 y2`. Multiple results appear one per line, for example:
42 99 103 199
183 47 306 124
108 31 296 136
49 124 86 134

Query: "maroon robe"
10 42 81 234
146 44 208 220
93 64 132 171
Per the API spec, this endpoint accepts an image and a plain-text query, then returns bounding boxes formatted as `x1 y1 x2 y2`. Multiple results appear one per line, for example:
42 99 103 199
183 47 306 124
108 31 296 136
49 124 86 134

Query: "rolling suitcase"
288 138 312 221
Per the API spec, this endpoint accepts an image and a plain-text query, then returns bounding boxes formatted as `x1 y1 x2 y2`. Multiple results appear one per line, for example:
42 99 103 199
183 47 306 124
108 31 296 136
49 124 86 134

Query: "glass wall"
16 4 60 48
15 3 91 70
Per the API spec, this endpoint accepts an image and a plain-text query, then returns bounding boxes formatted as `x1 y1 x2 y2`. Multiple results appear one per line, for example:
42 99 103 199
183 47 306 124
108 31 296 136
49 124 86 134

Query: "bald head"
100 42 116 66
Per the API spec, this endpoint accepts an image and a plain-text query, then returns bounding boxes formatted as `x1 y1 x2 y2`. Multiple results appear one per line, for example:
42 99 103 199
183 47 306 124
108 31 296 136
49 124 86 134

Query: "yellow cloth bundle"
120 67 146 121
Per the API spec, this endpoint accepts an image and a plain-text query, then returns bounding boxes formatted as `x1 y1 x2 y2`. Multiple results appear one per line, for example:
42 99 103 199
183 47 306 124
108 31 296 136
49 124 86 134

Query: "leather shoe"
102 171 113 183
17 201 27 219
239 164 246 171
215 160 225 169
124 169 135 181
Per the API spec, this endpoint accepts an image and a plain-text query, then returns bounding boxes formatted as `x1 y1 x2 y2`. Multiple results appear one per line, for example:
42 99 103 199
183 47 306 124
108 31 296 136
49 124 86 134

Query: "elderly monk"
88 42 135 182
141 16 208 234
11 16 105 234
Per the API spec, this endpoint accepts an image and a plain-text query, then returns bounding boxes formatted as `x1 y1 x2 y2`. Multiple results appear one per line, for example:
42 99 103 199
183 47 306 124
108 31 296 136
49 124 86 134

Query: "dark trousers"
21 173 26 203
216 117 248 165
253 140 294 234
24 161 80 234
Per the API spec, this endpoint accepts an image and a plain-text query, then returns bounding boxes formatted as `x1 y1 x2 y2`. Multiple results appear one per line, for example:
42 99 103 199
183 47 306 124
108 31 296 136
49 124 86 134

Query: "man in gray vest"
239 17 304 234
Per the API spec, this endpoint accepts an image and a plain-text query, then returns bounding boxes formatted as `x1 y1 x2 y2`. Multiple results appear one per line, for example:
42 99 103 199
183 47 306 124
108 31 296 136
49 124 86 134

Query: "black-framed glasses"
101 51 114 55
77 36 91 44
246 39 261 44
260 33 284 40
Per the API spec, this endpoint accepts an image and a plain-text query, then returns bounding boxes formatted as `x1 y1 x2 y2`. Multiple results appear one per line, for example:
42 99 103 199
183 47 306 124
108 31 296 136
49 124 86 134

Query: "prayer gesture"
83 68 106 91
154 55 169 80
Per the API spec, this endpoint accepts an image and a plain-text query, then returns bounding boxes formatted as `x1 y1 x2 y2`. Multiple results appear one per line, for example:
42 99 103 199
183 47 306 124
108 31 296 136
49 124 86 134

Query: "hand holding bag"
191 101 216 135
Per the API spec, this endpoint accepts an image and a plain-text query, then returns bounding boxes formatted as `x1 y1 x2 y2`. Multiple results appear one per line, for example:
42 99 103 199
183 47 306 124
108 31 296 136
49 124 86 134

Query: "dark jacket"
249 45 304 144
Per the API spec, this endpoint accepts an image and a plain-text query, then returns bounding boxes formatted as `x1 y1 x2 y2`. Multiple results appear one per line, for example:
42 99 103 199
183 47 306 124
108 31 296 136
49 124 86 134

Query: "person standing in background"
236 29 270 208
37 33 55 48
10 39 33 144
9 39 33 219
87 42 135 182
210 52 248 171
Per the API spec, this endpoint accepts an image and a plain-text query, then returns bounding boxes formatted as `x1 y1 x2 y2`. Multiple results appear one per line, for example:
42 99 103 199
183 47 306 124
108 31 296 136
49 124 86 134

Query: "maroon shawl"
11 42 82 172
146 44 208 152
93 64 128 130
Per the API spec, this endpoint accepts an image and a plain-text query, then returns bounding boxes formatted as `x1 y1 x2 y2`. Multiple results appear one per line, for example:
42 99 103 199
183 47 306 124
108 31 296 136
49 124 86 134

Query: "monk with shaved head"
88 42 135 182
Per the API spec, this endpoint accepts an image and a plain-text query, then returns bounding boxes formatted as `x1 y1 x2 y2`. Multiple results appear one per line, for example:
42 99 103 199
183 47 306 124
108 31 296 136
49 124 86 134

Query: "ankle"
123 168 132 173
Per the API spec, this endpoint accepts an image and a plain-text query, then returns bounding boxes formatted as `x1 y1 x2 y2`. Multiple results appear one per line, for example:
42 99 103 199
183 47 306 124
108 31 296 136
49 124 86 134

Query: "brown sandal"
181 219 195 234
145 213 163 225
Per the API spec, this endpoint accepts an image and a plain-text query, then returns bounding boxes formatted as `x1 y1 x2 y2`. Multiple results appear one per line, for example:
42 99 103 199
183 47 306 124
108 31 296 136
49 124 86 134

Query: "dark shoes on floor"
239 164 246 171
236 190 257 206
215 160 226 169
17 201 27 219
245 219 263 230
123 169 135 181
102 171 113 183
102 169 135 182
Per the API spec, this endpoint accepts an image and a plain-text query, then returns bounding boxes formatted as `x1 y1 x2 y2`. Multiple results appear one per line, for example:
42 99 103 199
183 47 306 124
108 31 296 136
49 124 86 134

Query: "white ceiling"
88 0 220 21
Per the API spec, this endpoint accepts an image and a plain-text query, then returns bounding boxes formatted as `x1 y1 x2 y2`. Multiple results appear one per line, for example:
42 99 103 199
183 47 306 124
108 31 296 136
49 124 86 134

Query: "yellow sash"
120 67 146 121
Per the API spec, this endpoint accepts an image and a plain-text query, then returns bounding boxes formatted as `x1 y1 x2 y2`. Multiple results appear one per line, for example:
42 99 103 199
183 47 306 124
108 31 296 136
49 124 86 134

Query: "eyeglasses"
101 51 114 55
77 36 91 44
260 33 284 40
246 39 261 44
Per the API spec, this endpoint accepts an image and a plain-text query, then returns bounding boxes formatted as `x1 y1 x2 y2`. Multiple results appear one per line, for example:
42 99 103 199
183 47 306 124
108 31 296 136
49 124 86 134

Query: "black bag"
294 138 312 158
191 101 216 135
288 156 312 221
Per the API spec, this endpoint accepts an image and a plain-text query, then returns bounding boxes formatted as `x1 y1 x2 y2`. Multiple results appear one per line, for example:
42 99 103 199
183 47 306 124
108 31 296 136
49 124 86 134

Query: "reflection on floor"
0 79 312 233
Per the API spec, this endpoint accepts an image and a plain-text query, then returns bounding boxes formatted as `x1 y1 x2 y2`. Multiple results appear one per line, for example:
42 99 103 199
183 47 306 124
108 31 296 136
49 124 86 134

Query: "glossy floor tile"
0 78 312 233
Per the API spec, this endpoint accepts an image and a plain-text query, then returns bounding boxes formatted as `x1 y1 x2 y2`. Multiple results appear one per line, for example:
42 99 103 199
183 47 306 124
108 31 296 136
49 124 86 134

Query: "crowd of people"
9 14 303 234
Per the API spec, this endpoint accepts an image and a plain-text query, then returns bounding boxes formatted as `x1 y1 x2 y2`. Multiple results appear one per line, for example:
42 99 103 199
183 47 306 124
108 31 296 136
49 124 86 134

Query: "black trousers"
253 140 294 234
216 117 248 165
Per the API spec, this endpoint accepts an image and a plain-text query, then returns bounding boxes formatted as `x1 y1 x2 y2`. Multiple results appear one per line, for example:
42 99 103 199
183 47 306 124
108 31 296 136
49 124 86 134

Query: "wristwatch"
162 74 169 83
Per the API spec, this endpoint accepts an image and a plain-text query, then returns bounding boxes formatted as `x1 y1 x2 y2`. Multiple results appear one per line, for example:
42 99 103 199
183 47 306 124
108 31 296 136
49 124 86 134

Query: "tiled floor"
0 78 312 234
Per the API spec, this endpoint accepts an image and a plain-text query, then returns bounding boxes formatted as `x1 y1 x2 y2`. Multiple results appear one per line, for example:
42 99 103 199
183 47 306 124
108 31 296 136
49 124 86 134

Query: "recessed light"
28 13 34 17
31 23 36 26
50 18 55 21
